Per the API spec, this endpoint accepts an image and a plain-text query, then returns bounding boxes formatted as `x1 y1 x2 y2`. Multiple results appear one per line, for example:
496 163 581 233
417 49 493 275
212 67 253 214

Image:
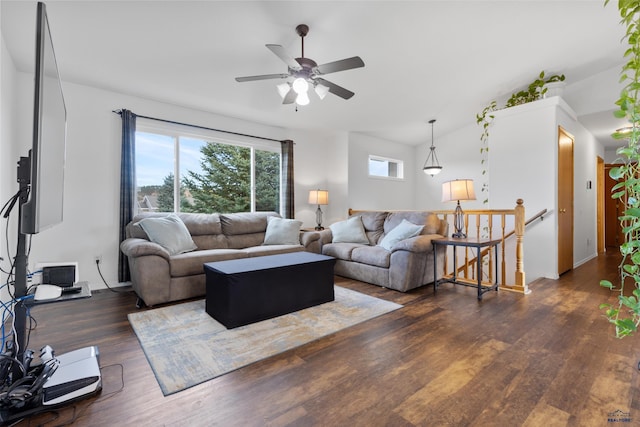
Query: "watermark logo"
608 409 632 423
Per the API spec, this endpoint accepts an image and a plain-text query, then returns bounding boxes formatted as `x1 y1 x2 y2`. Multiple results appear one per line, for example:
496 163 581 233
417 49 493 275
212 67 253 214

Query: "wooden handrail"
455 207 547 275
503 208 547 240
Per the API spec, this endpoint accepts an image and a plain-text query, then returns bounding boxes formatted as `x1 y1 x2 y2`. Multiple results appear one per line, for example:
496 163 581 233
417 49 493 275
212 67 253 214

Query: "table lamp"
308 189 329 230
442 179 476 238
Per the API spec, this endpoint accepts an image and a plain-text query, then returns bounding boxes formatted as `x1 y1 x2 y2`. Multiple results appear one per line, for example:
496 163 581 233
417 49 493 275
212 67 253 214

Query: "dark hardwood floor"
9 251 640 426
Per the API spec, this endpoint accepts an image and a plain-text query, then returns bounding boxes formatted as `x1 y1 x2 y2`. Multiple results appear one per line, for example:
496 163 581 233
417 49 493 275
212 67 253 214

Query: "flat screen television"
20 1 67 235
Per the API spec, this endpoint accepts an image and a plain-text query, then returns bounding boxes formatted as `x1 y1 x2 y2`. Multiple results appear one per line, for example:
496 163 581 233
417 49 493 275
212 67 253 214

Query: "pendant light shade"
423 119 442 176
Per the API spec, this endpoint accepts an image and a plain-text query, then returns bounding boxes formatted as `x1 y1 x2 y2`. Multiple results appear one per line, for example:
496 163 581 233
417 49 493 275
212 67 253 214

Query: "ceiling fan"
235 24 365 106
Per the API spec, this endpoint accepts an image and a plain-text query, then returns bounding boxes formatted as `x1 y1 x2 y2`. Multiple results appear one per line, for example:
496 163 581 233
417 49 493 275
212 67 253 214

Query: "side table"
432 237 500 300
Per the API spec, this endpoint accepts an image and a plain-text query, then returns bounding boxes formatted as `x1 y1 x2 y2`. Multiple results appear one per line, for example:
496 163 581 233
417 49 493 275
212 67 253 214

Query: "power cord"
94 260 129 293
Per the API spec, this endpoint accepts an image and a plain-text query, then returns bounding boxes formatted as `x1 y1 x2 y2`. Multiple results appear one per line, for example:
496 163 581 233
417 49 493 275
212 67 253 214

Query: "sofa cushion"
351 245 391 268
220 212 276 235
379 219 424 251
169 249 247 277
178 213 222 236
263 217 302 245
353 211 388 244
330 216 369 244
137 214 197 256
384 211 441 236
221 212 277 249
322 242 365 260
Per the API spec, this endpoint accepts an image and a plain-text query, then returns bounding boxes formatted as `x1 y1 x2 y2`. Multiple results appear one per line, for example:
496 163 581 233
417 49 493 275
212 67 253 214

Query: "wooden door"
597 156 605 253
604 164 624 248
558 127 574 275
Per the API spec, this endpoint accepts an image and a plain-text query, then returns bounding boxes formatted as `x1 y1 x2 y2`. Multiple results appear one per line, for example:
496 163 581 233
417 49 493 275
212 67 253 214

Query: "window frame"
367 154 405 181
135 118 282 215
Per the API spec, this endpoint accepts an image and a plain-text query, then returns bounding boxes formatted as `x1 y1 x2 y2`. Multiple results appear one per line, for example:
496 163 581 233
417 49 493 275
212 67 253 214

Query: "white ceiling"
0 0 630 149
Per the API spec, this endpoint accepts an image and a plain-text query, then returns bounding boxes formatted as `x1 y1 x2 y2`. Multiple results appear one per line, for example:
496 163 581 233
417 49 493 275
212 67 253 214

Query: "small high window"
368 155 404 179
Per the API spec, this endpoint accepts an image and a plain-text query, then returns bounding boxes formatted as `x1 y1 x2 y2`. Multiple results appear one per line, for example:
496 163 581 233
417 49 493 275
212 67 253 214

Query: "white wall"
347 133 416 212
285 128 349 227
1 32 19 300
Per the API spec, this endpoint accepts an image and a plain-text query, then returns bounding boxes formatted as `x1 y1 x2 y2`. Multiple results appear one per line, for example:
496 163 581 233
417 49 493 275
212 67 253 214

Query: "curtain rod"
112 109 287 143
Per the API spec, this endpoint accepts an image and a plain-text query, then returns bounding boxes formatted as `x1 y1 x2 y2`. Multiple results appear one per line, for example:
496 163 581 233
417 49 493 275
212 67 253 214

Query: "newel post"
514 199 530 294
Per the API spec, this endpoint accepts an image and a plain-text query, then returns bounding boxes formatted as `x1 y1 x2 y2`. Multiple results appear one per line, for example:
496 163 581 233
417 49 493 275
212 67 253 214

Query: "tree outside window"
135 130 280 214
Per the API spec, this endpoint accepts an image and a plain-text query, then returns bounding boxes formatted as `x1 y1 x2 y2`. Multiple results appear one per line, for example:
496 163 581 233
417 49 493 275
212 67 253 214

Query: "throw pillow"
379 219 424 251
263 217 303 245
138 214 198 255
331 216 369 244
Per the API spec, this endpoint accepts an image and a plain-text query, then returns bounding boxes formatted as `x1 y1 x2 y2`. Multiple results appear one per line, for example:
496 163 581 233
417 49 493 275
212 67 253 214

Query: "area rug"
128 286 402 396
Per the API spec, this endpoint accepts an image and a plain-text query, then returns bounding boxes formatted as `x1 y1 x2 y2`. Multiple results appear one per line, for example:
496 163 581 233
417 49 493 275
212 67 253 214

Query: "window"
368 155 404 179
135 120 281 214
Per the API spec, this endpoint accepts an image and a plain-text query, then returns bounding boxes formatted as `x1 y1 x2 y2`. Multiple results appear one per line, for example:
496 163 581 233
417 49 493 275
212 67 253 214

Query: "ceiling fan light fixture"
296 91 310 106
314 83 330 100
276 83 291 99
235 24 364 106
292 77 309 94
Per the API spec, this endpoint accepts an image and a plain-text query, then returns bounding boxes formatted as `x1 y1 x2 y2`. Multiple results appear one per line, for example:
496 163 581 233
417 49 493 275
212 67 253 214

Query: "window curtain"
281 140 295 219
118 109 137 282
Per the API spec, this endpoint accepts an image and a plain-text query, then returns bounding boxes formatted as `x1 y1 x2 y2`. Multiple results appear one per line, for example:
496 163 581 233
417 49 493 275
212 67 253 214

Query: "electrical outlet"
94 255 102 264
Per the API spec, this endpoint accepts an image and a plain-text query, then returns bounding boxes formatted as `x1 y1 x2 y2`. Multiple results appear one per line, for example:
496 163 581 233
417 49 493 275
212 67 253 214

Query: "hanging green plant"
475 101 496 205
600 0 640 338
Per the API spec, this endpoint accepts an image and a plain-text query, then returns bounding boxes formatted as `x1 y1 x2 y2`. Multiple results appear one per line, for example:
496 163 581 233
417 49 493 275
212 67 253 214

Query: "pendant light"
423 119 442 176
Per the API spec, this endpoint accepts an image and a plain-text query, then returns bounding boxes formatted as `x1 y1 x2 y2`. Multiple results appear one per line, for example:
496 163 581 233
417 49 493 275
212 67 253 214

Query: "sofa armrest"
300 230 322 249
318 229 333 245
120 238 171 261
391 234 443 253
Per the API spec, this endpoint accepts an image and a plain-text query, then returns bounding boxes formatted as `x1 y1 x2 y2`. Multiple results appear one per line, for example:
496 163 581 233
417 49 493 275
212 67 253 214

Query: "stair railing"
432 199 545 295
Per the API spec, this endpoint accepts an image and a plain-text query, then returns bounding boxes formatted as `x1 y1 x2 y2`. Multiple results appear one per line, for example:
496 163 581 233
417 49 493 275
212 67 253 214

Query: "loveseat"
319 210 448 292
120 212 321 306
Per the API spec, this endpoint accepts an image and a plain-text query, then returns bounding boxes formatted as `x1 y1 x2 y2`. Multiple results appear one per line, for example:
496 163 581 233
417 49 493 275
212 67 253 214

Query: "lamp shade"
308 189 329 205
442 179 476 202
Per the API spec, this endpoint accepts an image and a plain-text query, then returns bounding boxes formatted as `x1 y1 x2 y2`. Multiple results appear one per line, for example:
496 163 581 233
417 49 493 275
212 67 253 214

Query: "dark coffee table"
204 252 336 328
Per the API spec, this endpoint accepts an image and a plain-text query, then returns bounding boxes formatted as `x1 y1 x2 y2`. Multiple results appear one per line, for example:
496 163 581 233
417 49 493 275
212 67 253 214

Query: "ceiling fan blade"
282 88 297 104
266 44 301 70
235 73 289 82
314 78 355 100
315 56 365 75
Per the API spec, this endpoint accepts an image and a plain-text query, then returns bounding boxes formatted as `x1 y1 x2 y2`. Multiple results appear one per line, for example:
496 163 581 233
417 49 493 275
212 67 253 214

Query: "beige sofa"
120 212 321 306
320 210 448 292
